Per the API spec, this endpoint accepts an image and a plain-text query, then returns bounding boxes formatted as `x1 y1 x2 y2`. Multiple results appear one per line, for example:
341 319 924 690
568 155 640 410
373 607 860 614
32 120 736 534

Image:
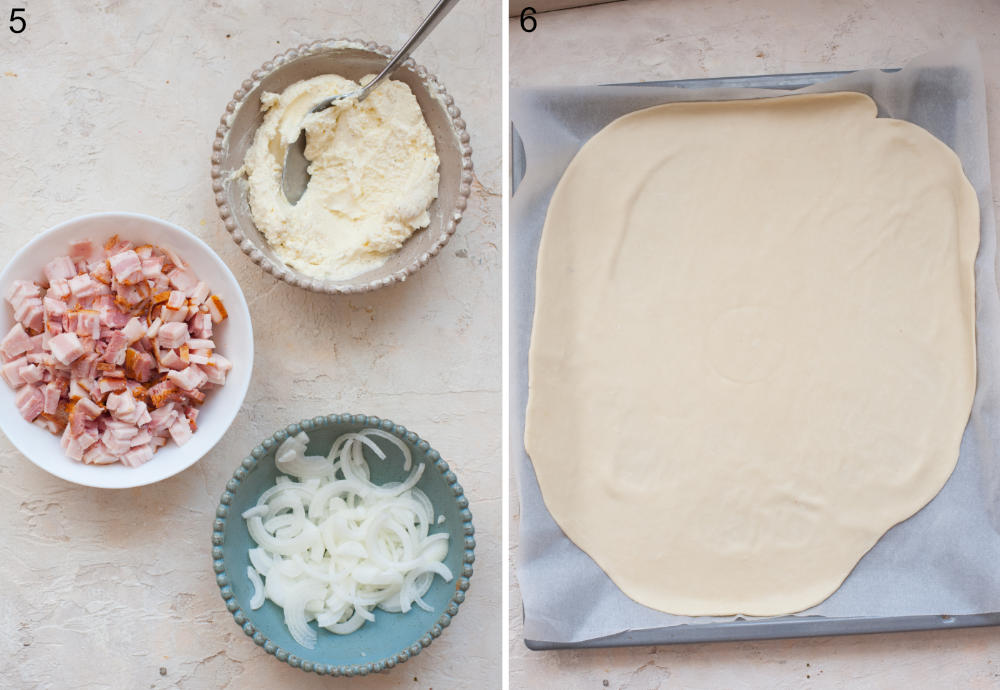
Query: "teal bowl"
211 413 475 676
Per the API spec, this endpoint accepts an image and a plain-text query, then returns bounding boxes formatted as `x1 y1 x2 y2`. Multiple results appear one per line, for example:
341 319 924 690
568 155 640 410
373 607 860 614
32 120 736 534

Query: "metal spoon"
282 0 461 204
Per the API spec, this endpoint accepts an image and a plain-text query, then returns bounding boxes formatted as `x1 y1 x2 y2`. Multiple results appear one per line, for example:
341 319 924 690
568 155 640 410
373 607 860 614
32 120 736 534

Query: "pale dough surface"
524 92 979 616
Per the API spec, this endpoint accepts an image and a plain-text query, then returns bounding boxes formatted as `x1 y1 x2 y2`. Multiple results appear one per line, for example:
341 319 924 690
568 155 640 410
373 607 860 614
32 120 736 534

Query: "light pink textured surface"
0 1 500 687
511 1 1000 687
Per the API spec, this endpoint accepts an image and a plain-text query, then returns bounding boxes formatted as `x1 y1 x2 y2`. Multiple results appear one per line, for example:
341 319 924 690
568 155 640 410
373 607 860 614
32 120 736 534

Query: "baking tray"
511 69 1000 649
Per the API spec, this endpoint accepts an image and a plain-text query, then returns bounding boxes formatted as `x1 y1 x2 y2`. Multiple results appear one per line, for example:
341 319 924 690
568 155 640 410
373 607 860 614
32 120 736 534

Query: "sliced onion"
243 429 450 640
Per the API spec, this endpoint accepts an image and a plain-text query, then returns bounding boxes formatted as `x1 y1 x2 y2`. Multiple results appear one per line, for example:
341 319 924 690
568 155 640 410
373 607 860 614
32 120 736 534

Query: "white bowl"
0 212 254 488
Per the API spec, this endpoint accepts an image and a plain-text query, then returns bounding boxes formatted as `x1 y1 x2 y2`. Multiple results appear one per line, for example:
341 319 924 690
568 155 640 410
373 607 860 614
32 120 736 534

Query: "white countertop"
511 1 1000 687
0 1 500 687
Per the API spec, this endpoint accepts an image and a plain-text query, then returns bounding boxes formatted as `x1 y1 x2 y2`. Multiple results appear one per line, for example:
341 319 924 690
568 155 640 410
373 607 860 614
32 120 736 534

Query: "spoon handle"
361 0 461 99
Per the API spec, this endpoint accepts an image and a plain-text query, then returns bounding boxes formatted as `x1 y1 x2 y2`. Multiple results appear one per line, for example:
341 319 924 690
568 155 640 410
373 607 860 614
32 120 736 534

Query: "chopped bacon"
3 237 232 467
44 256 77 284
140 256 164 279
122 444 154 467
44 297 66 319
207 295 228 323
14 298 44 333
165 291 186 310
68 273 100 299
124 348 156 383
75 310 101 340
168 418 193 446
157 321 188 349
167 365 207 391
42 382 61 415
167 266 198 293
189 281 210 305
159 348 184 370
15 385 44 421
6 279 41 305
190 312 212 339
1 323 32 359
19 364 44 385
48 279 71 299
1 355 28 387
108 249 143 285
122 317 146 344
69 239 96 262
48 332 85 365
83 442 118 465
101 331 128 365
147 380 181 408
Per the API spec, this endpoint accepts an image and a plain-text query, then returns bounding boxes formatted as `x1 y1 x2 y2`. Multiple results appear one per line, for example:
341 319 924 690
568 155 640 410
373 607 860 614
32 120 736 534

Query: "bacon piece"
105 391 135 418
160 304 187 323
102 331 128 365
48 279 71 300
157 321 188 349
44 256 77 283
6 279 41 306
129 429 152 447
14 298 44 333
70 352 98 379
90 261 112 285
122 444 154 468
15 385 44 421
83 442 118 465
159 348 184 370
190 312 212 339
189 281 210 305
75 310 101 340
1 355 28 388
69 239 96 262
42 382 61 415
168 418 193 446
207 295 228 323
67 396 102 435
101 430 133 455
167 266 197 293
141 256 165 279
68 274 100 299
122 317 146 344
1 323 32 359
123 348 156 383
165 291 186 310
147 381 180 408
147 403 177 433
48 332 85 365
97 376 127 395
44 296 66 319
167 365 207 391
18 364 44 385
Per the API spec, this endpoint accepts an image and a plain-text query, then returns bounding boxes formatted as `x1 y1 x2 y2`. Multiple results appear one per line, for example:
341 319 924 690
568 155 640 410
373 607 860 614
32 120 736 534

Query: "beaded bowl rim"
209 37 474 295
211 413 476 677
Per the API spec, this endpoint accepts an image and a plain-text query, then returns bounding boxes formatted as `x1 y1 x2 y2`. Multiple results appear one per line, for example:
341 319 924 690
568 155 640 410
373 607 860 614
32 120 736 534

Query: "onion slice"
247 566 265 610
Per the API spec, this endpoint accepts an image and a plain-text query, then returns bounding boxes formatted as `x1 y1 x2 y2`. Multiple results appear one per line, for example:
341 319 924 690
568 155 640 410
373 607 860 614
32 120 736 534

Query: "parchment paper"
511 40 1000 645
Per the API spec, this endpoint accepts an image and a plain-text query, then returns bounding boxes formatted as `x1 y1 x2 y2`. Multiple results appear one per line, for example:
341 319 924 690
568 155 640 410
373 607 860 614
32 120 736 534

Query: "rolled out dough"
524 92 979 616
